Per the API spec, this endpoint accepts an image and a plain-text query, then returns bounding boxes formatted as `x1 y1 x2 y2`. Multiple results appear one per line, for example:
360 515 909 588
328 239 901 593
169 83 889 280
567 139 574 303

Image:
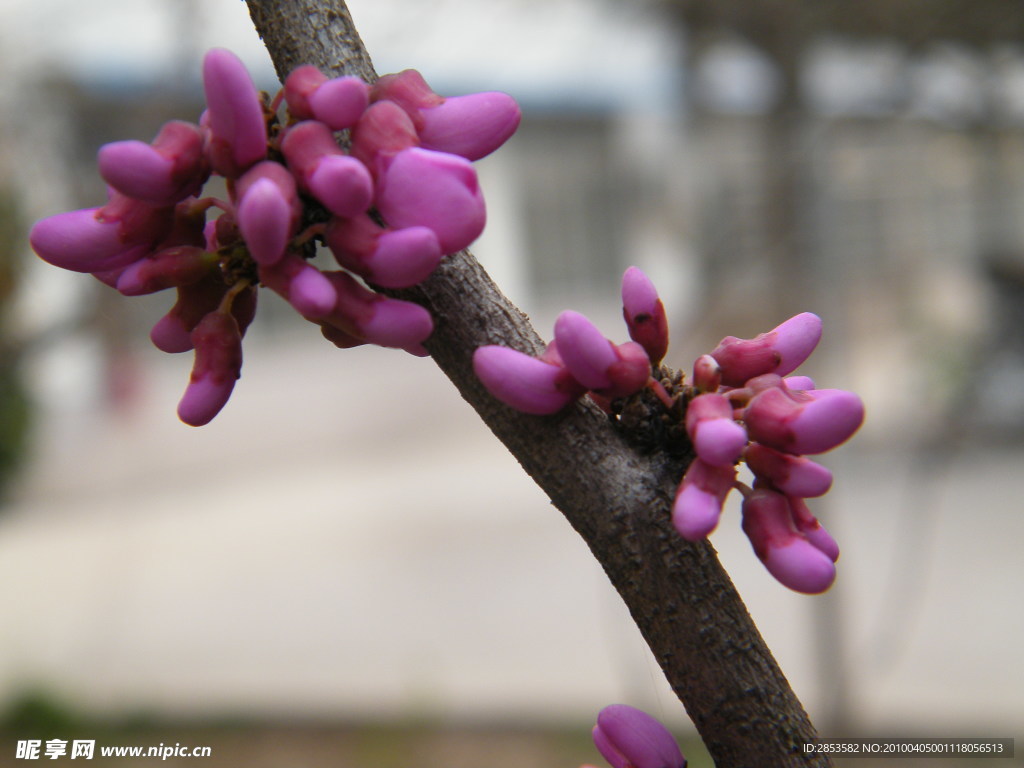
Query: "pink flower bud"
116 245 215 296
325 214 442 288
372 70 520 161
321 270 433 352
553 311 650 397
710 312 823 387
280 121 373 217
308 75 371 131
258 252 337 318
177 310 243 427
783 375 815 391
672 458 736 540
284 66 370 130
350 100 419 175
149 273 232 353
743 442 833 498
201 48 267 177
741 487 836 594
30 192 174 273
592 704 687 768
98 121 208 205
473 344 586 414
375 147 485 254
621 266 669 365
235 161 301 265
788 496 840 562
685 392 748 467
744 386 864 456
691 354 721 393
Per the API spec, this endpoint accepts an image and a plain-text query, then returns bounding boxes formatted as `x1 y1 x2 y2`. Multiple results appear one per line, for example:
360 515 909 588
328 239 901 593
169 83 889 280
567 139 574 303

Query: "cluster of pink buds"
29 49 520 426
581 704 687 768
474 267 863 594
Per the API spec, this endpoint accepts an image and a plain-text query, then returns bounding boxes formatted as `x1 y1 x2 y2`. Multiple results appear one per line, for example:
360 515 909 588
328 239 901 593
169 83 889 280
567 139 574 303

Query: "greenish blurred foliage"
0 185 32 503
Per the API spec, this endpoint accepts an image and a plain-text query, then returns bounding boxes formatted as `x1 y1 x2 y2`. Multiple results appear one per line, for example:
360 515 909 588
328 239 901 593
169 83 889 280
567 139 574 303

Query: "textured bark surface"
244 1 833 765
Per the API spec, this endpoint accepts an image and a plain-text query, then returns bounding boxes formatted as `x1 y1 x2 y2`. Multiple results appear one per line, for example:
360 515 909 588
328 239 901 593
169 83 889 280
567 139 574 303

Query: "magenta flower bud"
308 75 371 130
280 121 373 217
372 69 520 161
258 252 337 318
375 147 485 254
709 312 823 387
553 311 651 397
116 245 215 296
741 487 836 594
691 354 721 393
321 270 433 352
201 48 267 177
784 375 816 391
473 345 586 415
744 442 833 498
553 311 619 390
177 310 243 427
592 704 687 768
788 496 840 562
282 64 327 119
235 161 301 266
30 192 174 273
149 273 233 353
98 121 208 205
744 386 865 455
672 458 736 541
621 266 669 365
325 214 442 288
350 100 420 175
685 392 748 467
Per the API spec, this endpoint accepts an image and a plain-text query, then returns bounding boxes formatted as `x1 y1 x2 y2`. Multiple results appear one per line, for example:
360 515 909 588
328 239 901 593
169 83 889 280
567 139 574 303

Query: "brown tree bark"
244 1 833 765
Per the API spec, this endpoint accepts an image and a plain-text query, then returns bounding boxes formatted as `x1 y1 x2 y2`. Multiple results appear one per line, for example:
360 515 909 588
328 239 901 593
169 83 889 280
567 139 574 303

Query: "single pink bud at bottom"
473 345 585 414
592 704 687 768
672 459 736 541
741 488 836 594
177 311 243 426
321 270 433 352
789 496 840 562
743 442 833 498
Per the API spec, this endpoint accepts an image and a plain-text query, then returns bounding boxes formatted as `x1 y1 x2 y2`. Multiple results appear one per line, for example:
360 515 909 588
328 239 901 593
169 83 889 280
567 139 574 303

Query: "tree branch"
244 1 831 765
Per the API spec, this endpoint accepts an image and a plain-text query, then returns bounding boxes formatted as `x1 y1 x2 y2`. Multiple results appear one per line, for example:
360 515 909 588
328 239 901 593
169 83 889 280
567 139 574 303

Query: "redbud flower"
672 458 736 541
743 385 864 456
553 311 650 398
258 252 337 319
743 441 833 498
473 344 586 415
325 214 442 289
684 392 747 467
177 310 243 427
98 121 208 205
592 704 687 768
691 354 721 393
280 121 373 217
621 266 669 365
115 245 215 296
741 486 836 594
201 48 267 178
29 192 174 273
710 312 823 387
350 99 420 174
788 495 840 562
283 65 369 130
234 161 302 266
321 270 433 352
150 272 238 354
375 147 486 254
372 69 521 161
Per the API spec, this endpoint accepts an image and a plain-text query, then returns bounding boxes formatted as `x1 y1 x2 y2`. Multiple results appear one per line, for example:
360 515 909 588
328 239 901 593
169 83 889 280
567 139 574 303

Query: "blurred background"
0 0 1022 766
